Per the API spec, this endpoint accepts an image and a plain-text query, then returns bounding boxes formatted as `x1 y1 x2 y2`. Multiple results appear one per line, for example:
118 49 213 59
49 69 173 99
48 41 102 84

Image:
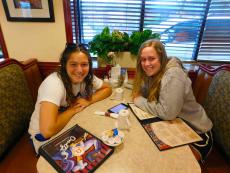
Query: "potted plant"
129 30 161 55
89 27 160 66
89 27 129 64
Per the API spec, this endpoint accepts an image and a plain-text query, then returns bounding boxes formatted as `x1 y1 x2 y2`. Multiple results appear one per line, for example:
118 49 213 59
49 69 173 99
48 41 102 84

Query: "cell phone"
108 103 129 114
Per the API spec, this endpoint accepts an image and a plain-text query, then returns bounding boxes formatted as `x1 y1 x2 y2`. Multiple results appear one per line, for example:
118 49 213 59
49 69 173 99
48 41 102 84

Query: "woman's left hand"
73 98 91 108
132 92 141 101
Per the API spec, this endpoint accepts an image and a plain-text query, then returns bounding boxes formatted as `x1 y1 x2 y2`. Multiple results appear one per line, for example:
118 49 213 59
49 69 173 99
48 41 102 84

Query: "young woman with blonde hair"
132 39 213 163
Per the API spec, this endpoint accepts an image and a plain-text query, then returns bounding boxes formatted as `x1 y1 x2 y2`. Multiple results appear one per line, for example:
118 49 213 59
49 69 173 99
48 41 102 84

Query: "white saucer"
101 129 124 147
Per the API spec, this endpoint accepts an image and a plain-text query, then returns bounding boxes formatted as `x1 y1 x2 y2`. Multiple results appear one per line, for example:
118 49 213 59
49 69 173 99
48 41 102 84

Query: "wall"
0 1 66 62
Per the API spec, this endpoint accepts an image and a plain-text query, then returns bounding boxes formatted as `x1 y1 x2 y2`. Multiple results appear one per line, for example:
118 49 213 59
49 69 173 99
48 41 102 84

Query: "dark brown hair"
58 43 93 105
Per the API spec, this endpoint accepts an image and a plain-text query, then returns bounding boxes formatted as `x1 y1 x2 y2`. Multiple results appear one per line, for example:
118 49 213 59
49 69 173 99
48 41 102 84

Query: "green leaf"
89 27 161 62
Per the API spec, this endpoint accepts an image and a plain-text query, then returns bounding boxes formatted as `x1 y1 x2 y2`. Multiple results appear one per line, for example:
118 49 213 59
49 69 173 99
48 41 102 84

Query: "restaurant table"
37 88 201 173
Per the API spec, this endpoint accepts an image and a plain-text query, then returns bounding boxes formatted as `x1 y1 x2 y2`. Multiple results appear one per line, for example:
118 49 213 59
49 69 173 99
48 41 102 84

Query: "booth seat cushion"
203 70 230 160
0 133 38 172
0 64 34 158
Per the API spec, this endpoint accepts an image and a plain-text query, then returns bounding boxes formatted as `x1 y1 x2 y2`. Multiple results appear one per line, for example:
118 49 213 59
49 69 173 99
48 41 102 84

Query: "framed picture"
3 0 55 22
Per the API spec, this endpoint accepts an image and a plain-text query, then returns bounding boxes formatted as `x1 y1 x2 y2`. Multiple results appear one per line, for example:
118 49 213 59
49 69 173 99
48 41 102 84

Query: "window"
0 46 3 61
65 0 230 62
0 25 9 61
197 0 230 62
70 0 142 44
143 0 208 61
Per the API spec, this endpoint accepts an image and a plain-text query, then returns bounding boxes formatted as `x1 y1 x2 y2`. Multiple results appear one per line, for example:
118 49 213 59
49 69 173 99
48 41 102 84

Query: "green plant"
89 27 129 64
129 30 161 55
89 27 160 64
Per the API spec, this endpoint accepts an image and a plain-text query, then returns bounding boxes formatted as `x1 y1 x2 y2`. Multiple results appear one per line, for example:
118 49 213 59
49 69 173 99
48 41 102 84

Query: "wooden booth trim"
199 64 230 76
37 61 136 79
62 0 73 43
0 25 9 59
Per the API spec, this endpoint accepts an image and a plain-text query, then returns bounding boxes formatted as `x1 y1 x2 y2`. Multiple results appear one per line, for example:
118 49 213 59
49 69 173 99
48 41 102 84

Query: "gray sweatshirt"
134 58 213 134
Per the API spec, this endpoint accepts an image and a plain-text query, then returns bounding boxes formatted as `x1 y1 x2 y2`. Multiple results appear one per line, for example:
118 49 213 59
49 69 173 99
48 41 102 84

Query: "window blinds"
69 0 230 61
144 0 208 61
78 0 142 44
198 0 230 62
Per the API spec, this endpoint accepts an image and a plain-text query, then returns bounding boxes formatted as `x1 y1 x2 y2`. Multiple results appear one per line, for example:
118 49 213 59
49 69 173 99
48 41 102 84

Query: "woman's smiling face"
66 52 89 84
140 46 161 77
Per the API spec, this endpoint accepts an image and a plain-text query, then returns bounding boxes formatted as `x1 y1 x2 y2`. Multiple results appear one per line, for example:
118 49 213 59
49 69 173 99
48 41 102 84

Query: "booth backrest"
193 64 230 104
0 59 42 159
204 70 230 160
193 64 230 161
21 59 43 103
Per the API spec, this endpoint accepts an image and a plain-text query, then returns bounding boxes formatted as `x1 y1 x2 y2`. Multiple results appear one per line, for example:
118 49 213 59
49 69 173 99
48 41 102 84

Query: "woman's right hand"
40 102 84 138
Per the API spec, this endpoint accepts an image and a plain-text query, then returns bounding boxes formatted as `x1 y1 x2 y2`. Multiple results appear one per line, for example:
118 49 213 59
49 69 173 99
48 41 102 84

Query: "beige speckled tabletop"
37 89 201 173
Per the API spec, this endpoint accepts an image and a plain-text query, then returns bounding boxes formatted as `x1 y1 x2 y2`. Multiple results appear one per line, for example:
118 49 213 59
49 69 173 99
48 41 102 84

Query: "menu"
143 118 202 151
129 103 156 120
39 124 114 173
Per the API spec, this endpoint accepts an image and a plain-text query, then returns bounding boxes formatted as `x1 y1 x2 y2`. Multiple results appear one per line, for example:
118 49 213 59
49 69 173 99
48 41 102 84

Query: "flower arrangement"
89 26 161 64
107 51 117 65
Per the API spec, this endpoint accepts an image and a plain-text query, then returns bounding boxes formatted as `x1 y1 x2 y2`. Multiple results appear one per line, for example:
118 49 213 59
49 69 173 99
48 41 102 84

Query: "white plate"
101 129 124 147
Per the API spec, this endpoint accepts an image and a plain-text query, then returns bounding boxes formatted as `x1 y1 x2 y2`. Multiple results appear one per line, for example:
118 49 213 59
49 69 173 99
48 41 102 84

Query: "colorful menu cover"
38 124 114 173
142 118 202 151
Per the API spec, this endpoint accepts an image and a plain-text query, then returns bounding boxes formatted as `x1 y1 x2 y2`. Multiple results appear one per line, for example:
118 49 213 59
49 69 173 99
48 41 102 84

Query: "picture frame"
2 0 55 22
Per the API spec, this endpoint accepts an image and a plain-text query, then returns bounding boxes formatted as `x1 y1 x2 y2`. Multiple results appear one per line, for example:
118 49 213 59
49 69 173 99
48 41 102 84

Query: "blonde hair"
132 39 168 101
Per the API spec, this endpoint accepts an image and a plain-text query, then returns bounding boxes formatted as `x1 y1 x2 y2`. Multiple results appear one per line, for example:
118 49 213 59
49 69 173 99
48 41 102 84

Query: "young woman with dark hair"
132 39 213 163
28 43 112 153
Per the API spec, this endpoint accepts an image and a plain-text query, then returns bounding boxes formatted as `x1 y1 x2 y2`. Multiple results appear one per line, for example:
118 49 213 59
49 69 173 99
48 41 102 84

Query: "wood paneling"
193 63 230 104
0 25 9 59
37 61 136 79
37 61 203 87
38 61 60 79
62 0 73 43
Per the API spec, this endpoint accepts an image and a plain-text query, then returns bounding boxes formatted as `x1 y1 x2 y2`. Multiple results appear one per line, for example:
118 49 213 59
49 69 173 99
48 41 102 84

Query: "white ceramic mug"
117 110 131 130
